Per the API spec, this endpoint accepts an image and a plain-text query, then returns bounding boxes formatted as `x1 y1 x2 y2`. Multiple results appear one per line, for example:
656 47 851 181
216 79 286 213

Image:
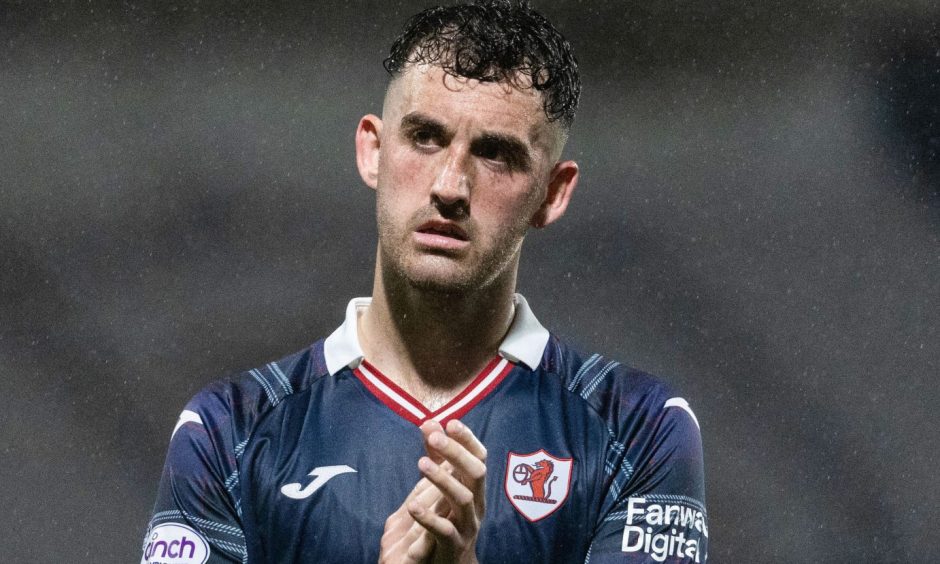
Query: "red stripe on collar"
352 357 514 427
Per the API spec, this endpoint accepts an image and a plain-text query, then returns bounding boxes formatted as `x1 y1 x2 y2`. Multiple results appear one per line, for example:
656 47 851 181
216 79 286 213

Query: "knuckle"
406 543 424 560
442 521 459 540
456 490 474 506
469 461 487 481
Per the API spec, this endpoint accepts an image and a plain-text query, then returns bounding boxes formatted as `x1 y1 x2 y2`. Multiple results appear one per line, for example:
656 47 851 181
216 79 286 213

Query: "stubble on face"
376 188 534 295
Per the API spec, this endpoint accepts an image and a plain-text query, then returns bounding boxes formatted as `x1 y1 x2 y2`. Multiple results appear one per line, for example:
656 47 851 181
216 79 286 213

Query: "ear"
355 114 383 190
530 160 579 228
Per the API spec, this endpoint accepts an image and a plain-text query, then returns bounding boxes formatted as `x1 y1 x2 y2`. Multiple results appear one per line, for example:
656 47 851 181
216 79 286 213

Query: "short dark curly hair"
383 0 580 129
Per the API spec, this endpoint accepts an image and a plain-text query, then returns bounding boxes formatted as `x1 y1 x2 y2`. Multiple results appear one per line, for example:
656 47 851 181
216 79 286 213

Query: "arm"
142 395 248 563
586 397 708 563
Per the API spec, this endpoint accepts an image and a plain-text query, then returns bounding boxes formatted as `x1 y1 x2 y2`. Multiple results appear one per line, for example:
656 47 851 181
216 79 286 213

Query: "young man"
142 2 708 563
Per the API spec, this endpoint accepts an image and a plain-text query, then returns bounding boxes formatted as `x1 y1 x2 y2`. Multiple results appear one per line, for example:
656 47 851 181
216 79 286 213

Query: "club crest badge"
504 449 573 522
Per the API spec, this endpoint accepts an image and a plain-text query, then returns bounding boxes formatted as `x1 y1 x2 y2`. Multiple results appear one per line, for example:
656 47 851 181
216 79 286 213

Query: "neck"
359 255 516 403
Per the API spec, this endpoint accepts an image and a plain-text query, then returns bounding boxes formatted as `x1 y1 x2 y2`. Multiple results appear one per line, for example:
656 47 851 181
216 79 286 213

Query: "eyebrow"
399 112 533 172
400 113 449 141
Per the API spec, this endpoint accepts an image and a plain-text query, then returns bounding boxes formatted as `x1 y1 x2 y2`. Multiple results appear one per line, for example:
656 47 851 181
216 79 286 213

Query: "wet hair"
383 0 580 129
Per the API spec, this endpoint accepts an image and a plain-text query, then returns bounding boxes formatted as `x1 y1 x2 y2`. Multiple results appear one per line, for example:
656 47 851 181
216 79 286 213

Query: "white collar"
323 293 549 375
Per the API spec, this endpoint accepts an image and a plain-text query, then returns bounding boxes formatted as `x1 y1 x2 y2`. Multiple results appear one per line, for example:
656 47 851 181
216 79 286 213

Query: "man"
142 2 708 563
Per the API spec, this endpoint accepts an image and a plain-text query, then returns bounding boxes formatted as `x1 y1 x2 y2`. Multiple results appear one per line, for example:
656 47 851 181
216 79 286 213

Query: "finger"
381 512 417 558
408 496 459 544
427 430 487 489
413 476 447 512
386 477 432 525
428 430 487 519
404 525 435 561
400 479 451 559
409 475 435 496
382 483 441 562
444 419 487 462
419 420 447 464
382 508 416 552
405 478 453 532
383 512 409 544
383 523 433 564
418 456 478 528
383 476 440 545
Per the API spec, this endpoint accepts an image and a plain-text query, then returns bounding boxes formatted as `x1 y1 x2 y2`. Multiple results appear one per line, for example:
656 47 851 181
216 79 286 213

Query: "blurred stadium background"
1 1 937 561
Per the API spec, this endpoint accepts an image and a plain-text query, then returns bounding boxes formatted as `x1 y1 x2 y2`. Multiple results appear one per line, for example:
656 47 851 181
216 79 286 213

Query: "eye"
475 140 504 162
411 128 439 148
470 136 531 173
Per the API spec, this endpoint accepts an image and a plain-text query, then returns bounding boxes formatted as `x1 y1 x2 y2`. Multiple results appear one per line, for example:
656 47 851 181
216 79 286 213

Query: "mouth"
415 220 469 241
413 219 470 252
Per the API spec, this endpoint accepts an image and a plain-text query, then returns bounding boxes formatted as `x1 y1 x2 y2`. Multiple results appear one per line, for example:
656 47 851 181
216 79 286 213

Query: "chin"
393 255 494 295
402 265 480 295
380 243 512 296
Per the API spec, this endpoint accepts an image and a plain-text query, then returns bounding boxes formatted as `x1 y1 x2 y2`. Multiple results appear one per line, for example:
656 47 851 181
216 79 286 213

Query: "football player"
142 2 707 562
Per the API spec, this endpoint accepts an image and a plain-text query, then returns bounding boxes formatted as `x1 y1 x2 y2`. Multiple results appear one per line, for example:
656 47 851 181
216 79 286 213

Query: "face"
356 64 578 294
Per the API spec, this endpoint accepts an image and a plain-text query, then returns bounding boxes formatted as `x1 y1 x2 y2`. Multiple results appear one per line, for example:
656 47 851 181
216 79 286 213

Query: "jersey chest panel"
239 367 609 563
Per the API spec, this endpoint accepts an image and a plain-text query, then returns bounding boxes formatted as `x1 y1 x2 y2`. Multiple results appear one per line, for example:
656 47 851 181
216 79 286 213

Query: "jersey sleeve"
141 387 248 563
588 390 708 563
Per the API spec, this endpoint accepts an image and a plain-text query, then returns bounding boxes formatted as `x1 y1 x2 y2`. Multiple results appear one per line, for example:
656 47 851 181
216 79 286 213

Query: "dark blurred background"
1 1 937 562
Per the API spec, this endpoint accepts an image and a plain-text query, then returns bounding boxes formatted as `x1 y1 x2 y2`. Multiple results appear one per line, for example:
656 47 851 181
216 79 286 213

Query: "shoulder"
543 334 700 434
173 340 330 444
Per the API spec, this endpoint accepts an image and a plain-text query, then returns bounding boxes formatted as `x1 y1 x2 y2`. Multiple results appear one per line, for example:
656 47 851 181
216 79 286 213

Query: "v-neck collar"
352 356 514 426
322 293 549 426
323 292 549 375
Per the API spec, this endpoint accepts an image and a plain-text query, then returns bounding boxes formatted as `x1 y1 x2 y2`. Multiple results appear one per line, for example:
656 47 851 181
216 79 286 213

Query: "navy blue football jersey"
142 294 707 563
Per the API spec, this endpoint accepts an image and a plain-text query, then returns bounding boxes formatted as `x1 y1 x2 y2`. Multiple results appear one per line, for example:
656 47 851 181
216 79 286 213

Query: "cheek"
380 146 432 193
375 190 410 238
375 152 423 222
475 178 543 227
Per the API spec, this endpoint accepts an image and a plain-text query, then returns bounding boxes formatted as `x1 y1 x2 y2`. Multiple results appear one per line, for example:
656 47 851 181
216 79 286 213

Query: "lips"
415 220 469 241
413 219 470 252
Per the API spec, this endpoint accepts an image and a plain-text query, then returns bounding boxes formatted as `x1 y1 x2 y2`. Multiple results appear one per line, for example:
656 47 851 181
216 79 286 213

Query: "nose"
430 149 471 217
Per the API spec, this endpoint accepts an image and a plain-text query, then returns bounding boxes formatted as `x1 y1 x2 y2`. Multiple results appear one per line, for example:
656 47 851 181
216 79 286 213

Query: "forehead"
385 64 557 149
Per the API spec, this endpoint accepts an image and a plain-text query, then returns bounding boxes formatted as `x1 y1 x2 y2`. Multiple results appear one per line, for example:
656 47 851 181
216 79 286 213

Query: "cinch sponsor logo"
621 497 707 563
141 523 210 564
